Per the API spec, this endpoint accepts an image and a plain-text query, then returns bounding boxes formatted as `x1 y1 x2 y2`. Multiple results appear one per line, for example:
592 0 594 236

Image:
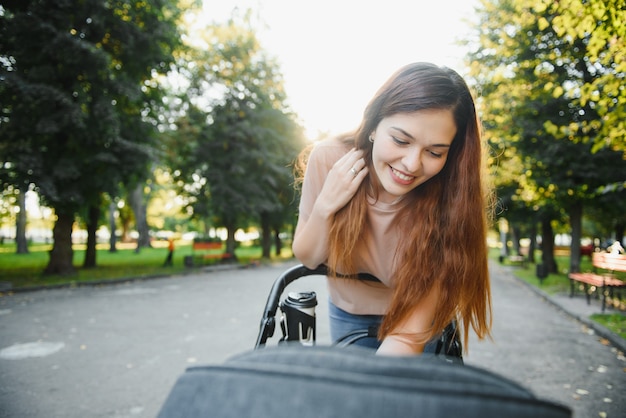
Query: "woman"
292 62 493 356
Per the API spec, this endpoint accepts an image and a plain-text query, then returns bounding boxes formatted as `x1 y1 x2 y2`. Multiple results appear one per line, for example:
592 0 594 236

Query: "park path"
0 261 624 417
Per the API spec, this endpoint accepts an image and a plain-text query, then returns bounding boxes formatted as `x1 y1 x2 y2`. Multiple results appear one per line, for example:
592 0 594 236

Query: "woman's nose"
402 147 422 173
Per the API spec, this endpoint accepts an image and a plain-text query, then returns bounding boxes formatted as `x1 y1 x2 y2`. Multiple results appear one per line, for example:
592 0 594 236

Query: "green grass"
490 247 626 340
499 255 573 295
0 242 293 291
590 313 626 340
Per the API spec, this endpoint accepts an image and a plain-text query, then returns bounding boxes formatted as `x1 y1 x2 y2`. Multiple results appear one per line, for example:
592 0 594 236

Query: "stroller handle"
255 264 328 348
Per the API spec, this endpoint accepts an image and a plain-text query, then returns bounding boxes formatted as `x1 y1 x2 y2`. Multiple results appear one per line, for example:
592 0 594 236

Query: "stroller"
254 264 354 348
254 264 462 358
157 264 572 417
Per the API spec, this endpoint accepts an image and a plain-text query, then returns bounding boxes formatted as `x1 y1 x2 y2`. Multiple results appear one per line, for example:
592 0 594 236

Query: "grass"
590 313 626 340
490 247 626 341
0 241 293 291
498 253 573 295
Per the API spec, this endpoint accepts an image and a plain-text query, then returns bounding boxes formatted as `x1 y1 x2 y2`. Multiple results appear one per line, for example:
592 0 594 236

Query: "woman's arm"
292 199 334 269
292 147 368 268
376 284 441 356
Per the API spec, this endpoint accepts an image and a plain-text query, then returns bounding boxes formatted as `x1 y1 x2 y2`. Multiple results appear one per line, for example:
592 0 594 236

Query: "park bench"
184 240 233 267
568 251 626 312
499 247 528 268
507 254 527 268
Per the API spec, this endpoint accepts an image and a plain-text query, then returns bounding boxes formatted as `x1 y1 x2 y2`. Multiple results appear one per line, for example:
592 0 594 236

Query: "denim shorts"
328 300 383 349
328 299 439 352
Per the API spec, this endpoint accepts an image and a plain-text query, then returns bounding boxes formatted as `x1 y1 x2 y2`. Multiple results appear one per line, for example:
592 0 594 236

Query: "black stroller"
157 264 571 417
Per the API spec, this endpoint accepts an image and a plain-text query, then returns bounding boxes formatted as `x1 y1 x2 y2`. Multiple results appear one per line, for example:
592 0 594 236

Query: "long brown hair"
300 63 493 350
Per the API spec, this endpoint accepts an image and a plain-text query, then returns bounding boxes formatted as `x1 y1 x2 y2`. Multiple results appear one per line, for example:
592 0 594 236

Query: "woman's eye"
429 150 444 158
391 136 408 145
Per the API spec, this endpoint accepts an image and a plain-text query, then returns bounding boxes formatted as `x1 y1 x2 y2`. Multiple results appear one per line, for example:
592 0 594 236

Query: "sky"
201 0 481 138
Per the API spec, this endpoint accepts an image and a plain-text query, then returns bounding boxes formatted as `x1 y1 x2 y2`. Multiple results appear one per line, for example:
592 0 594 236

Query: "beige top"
298 138 404 315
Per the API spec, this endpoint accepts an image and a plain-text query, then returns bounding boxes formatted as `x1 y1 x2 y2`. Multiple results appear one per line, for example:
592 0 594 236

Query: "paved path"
0 261 624 417
467 262 626 418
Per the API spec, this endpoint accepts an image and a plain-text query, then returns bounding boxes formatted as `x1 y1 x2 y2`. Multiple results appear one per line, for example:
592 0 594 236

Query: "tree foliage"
164 12 306 255
467 0 626 272
0 0 183 274
538 0 626 153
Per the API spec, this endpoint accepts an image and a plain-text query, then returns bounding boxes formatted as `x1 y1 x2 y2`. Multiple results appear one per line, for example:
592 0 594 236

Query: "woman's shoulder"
309 135 352 162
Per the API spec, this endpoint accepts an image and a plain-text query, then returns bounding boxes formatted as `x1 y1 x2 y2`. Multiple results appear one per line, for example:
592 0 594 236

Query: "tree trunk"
225 224 237 260
527 221 537 264
498 218 508 262
202 219 210 237
260 213 271 259
129 184 151 252
540 217 557 274
119 208 132 242
44 210 76 276
15 188 28 254
568 201 583 274
511 224 521 255
83 205 99 268
615 221 624 247
108 201 117 252
274 228 282 256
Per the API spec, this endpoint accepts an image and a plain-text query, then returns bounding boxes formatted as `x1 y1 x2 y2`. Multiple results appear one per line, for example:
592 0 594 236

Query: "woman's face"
370 110 457 203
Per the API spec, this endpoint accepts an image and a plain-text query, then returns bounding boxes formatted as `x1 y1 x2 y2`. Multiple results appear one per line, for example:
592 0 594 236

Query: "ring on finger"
350 167 358 176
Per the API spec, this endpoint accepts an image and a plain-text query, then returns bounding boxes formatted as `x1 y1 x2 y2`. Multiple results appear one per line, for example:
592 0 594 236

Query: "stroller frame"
254 263 462 361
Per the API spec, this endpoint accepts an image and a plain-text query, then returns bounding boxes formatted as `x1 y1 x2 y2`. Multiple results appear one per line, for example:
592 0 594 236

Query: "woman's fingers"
342 149 367 185
316 149 369 213
338 148 366 179
332 149 366 186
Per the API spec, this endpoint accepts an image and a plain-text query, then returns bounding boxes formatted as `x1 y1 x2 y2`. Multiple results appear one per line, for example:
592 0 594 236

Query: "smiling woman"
291 62 492 357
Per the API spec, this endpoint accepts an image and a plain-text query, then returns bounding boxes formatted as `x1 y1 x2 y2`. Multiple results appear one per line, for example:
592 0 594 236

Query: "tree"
539 0 626 154
107 199 118 253
467 0 626 273
128 182 152 252
251 106 305 258
193 96 302 255
0 185 28 252
0 0 183 274
585 184 626 244
164 11 306 255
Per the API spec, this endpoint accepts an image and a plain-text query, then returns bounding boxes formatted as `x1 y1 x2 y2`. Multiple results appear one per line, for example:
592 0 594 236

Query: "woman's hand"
376 285 440 356
313 148 369 218
292 148 368 269
377 335 424 356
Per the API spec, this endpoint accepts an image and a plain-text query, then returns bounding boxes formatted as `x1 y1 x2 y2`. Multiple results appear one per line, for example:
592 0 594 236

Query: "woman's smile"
389 165 416 185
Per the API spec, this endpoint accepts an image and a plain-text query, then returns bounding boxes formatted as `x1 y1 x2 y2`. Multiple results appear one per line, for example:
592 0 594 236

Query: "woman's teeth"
392 167 413 181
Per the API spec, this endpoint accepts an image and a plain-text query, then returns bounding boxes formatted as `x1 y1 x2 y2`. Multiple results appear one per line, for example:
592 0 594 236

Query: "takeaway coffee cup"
279 291 317 345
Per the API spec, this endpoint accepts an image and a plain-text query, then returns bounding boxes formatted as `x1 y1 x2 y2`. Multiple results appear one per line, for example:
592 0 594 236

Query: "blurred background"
0 0 624 289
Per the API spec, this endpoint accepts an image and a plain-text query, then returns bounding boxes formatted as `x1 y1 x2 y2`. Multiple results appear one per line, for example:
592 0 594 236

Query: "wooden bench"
568 252 626 312
185 241 233 267
507 255 527 268
498 250 527 268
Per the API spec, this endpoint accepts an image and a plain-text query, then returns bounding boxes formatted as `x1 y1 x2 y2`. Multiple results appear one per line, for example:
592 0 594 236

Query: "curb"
0 262 254 294
511 270 626 354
